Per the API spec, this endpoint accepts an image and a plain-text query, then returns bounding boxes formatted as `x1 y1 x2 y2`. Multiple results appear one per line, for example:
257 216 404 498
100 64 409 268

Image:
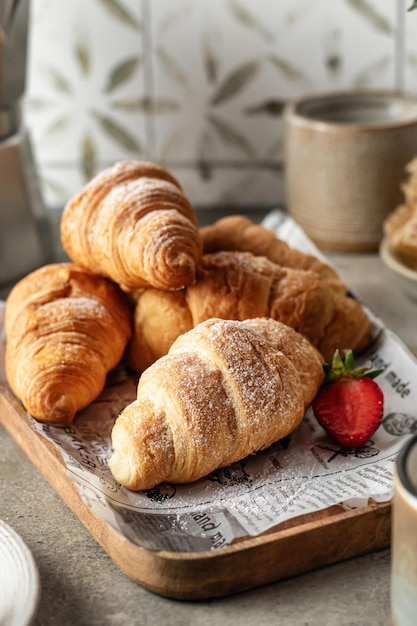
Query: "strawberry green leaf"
344 350 355 372
322 349 383 384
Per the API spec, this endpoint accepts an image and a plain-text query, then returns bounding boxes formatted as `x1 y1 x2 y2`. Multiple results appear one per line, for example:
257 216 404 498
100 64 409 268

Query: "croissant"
5 263 132 424
60 160 203 291
109 318 324 490
200 214 346 294
125 250 372 372
383 158 417 268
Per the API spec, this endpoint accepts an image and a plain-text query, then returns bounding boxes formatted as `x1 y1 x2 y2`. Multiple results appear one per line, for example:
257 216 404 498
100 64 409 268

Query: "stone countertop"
1 209 415 625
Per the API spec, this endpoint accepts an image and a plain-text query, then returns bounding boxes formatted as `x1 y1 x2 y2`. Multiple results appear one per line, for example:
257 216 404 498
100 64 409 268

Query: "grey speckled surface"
2 209 414 625
0 425 392 626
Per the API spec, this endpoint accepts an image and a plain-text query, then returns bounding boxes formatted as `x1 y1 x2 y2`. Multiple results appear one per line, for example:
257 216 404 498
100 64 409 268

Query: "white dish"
380 238 417 302
0 519 40 626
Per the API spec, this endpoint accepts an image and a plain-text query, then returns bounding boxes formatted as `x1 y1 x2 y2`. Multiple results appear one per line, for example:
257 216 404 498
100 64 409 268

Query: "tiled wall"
24 0 417 213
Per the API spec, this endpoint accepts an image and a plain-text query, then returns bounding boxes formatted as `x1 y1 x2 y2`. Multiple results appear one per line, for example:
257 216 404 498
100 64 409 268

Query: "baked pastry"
384 211 417 269
241 317 323 409
384 158 417 268
200 214 346 294
5 263 132 424
60 160 203 291
125 250 372 372
109 318 324 490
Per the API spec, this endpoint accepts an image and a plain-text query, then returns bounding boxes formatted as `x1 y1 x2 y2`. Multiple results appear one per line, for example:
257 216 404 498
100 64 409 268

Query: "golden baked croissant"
383 158 417 268
60 160 203 291
5 263 132 424
200 214 346 294
384 206 417 269
125 250 372 373
109 318 324 490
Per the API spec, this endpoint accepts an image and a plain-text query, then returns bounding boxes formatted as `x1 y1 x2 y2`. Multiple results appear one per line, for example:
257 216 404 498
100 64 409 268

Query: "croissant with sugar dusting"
200 214 346 294
125 250 372 373
5 263 132 424
109 318 324 491
60 160 203 291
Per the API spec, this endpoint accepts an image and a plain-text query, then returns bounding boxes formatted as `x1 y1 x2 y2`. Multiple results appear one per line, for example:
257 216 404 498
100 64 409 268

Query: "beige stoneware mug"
284 90 417 252
391 434 417 625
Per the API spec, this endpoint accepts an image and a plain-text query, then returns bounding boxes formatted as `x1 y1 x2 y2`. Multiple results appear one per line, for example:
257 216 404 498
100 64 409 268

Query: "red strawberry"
312 349 384 448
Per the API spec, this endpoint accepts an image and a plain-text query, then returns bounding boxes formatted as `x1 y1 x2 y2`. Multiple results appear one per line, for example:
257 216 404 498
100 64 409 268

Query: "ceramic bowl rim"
380 238 417 282
285 89 417 132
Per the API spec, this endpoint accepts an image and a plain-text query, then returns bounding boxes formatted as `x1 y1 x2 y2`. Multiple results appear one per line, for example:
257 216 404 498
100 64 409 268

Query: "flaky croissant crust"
5 263 132 424
384 158 417 268
60 160 203 291
109 318 323 490
200 215 346 294
126 250 372 373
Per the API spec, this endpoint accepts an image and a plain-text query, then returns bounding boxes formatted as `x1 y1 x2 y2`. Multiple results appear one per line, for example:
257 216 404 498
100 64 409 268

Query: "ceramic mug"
391 434 417 625
284 90 417 252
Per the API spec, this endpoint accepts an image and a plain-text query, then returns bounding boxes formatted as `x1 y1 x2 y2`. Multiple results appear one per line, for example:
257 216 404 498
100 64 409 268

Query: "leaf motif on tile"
244 99 287 117
158 2 194 32
160 128 186 160
104 57 141 93
326 55 343 75
268 55 309 85
210 60 260 106
42 177 72 204
44 116 71 138
96 0 142 30
76 41 90 76
206 113 255 157
45 68 73 93
352 56 391 88
111 97 179 114
406 52 417 69
156 48 191 93
196 159 214 181
345 0 393 34
81 133 97 182
92 111 143 153
198 128 218 162
324 30 343 76
227 0 274 42
203 32 221 84
25 98 52 112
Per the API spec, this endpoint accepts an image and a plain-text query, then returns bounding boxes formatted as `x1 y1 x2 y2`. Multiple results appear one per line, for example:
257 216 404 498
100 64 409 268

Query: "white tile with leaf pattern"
22 0 405 210
25 0 146 204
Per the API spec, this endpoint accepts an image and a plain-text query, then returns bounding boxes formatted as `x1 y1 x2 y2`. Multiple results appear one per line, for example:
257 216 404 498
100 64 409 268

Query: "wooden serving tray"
0 384 391 601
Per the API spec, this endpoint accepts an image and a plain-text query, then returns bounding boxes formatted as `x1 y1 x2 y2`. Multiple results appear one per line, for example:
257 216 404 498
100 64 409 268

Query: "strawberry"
312 349 384 448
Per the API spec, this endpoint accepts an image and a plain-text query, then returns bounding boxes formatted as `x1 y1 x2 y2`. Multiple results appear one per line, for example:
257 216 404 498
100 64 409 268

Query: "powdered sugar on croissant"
126 250 372 373
200 214 346 294
109 318 323 491
60 160 203 291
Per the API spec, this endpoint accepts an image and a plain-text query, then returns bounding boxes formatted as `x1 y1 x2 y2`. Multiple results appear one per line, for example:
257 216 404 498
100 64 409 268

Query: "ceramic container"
391 434 417 626
284 90 417 252
0 519 40 626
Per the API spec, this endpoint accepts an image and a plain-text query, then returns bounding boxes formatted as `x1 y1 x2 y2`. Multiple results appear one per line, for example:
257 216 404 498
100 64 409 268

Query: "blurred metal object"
0 0 49 286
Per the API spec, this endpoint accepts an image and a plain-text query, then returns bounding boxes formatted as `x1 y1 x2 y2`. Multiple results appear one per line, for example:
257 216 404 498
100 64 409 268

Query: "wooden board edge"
0 385 392 600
